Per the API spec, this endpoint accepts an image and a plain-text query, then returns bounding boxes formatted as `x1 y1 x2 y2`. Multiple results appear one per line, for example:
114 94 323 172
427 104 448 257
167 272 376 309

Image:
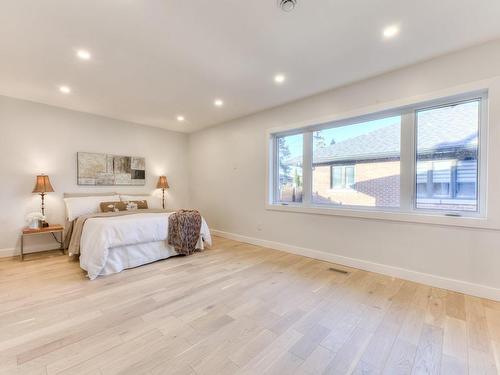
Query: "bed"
63 193 211 279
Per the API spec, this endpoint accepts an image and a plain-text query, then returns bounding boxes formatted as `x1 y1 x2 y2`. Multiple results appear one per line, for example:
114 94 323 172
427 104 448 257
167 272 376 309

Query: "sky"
282 115 401 159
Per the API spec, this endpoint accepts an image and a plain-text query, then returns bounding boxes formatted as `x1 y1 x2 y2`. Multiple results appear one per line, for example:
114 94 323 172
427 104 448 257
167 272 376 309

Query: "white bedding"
101 241 178 276
78 212 211 279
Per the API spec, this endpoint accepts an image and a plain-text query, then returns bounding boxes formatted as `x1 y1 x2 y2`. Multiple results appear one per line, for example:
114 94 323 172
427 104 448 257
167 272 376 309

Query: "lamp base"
41 221 49 228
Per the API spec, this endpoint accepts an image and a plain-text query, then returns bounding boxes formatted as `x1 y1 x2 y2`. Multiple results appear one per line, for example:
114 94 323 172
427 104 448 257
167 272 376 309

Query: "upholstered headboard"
63 193 119 247
63 192 118 198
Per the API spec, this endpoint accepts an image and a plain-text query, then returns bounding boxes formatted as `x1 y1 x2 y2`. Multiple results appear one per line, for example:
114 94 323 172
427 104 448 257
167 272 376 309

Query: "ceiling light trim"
274 74 286 84
76 49 91 60
383 24 400 39
59 85 71 94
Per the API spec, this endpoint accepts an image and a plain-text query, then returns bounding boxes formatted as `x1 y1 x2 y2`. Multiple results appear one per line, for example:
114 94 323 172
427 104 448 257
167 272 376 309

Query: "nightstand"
21 225 65 261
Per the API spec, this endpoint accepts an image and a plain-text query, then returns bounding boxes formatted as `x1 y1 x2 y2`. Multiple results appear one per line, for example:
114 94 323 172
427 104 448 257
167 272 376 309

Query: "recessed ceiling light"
214 99 224 107
76 49 91 60
274 74 286 84
176 115 185 122
59 86 71 94
383 25 399 39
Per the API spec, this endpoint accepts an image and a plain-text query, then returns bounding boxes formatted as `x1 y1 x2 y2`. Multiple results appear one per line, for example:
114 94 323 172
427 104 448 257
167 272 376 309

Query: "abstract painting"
77 152 146 186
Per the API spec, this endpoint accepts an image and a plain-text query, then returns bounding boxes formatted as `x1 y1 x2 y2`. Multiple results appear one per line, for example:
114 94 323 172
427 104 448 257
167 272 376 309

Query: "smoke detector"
278 0 297 12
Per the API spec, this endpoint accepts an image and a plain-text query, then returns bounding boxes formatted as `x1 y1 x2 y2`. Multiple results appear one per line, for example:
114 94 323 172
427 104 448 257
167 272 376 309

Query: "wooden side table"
21 224 65 261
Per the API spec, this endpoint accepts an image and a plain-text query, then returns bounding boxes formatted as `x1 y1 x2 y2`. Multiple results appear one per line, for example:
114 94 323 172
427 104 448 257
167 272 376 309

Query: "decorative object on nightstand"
21 224 64 261
156 176 170 209
32 174 54 227
26 212 46 229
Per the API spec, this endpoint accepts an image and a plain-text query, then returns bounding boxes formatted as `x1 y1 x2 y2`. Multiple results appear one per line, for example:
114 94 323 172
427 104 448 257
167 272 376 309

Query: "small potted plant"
26 212 45 229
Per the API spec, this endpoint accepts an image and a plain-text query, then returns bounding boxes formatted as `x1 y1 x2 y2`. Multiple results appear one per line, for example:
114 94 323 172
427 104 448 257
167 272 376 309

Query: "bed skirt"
81 241 178 276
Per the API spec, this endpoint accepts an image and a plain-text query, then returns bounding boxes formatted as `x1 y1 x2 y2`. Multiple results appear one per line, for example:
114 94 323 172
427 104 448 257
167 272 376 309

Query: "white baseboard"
212 229 500 301
0 248 16 258
0 244 61 258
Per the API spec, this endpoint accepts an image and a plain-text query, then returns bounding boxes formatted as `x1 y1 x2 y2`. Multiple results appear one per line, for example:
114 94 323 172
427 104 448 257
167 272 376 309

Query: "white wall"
189 39 500 300
0 96 189 254
2 40 500 300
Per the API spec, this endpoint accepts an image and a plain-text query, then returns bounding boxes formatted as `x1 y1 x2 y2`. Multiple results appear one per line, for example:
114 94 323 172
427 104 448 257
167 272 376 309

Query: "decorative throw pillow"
119 195 162 209
100 200 148 212
122 199 148 210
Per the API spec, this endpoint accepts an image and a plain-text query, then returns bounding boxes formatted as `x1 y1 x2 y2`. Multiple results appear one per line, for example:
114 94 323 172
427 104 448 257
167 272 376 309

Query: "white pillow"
119 195 162 209
64 195 120 221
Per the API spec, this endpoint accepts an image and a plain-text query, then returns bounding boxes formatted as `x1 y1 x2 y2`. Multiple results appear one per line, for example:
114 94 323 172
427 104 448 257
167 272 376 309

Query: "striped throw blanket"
168 209 202 255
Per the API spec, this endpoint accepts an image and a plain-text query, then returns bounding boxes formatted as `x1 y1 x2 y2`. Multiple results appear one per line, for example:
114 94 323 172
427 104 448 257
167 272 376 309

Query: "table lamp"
156 176 169 209
32 174 54 227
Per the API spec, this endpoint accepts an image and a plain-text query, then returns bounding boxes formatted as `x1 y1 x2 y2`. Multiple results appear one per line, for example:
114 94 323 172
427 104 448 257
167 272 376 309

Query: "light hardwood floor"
1 236 499 375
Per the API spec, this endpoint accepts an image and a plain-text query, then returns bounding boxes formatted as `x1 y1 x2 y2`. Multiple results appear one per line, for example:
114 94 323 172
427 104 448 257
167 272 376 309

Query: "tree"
278 137 291 178
314 131 327 149
293 168 302 187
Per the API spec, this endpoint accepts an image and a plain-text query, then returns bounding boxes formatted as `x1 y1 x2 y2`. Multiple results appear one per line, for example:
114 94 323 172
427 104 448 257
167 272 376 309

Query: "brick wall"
312 161 400 207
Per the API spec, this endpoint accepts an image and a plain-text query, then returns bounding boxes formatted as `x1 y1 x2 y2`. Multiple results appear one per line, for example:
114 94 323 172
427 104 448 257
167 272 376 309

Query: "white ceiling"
1 1 500 133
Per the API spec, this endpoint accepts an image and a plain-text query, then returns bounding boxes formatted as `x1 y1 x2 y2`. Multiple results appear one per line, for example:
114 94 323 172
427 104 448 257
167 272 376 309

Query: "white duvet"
78 212 211 280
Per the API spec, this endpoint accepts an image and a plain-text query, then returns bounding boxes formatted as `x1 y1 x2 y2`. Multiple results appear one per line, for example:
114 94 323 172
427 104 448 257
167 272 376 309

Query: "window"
331 167 342 188
456 160 477 199
270 92 486 218
416 162 430 198
276 133 303 203
415 100 480 212
312 115 401 208
345 166 355 188
330 166 355 189
432 161 452 198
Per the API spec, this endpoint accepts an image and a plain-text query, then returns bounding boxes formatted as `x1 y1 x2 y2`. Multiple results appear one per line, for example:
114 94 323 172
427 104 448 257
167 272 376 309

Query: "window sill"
265 203 497 230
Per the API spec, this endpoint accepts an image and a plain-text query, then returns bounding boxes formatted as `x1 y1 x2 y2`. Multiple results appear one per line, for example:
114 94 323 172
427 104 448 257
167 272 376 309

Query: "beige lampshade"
32 175 54 193
156 176 169 189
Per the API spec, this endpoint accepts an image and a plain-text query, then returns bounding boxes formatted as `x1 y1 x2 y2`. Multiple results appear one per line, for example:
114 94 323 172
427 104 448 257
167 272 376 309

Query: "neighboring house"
282 104 478 210
312 123 401 207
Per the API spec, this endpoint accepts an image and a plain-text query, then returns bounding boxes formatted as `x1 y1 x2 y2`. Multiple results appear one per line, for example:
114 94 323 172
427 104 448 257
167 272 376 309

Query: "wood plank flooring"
1 236 499 374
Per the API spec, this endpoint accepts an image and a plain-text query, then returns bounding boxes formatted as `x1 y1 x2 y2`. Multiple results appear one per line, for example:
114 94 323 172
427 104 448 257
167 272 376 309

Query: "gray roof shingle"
311 101 478 165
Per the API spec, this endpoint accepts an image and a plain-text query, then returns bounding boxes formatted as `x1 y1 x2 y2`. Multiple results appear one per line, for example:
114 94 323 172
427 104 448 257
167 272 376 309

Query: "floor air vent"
328 267 349 274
